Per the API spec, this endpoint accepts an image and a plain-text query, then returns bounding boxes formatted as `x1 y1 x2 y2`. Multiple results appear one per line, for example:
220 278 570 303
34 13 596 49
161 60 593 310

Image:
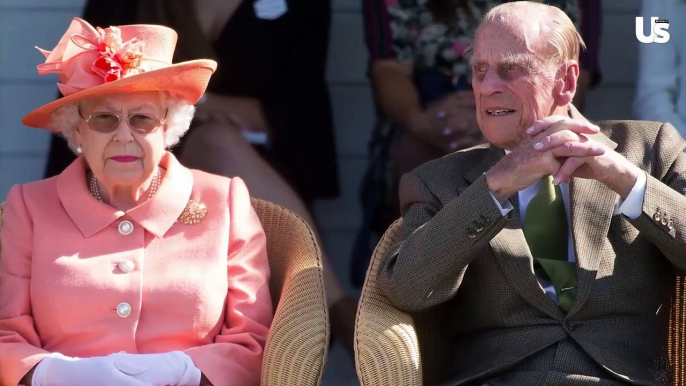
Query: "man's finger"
531 123 600 146
533 130 585 151
554 157 588 184
550 141 605 158
527 116 600 138
525 115 569 136
549 141 606 158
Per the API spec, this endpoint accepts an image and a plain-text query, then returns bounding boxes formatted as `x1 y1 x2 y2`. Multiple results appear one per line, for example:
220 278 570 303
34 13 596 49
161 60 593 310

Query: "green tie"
523 175 577 312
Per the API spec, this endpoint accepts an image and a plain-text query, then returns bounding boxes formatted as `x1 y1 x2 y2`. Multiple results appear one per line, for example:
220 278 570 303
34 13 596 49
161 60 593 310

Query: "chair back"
0 200 329 386
249 198 329 385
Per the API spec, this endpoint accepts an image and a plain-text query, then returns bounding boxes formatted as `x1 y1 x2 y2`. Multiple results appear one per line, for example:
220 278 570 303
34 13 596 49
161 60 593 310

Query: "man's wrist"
604 164 640 199
485 170 514 204
617 170 646 219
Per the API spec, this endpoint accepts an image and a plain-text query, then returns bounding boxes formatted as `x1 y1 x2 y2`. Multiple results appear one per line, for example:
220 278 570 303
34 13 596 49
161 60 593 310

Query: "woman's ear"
74 102 84 146
74 122 83 149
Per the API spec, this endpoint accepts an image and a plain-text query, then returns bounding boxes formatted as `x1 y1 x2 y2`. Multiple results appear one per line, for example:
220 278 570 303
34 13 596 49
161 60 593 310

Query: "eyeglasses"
78 109 167 134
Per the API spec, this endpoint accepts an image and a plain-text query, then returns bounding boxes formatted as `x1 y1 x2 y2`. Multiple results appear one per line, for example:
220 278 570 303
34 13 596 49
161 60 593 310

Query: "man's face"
471 21 561 149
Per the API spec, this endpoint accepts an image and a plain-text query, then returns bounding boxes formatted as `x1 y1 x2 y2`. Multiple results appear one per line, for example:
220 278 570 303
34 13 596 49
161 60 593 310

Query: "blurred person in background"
351 0 602 287
634 0 686 136
1 18 271 386
41 0 357 355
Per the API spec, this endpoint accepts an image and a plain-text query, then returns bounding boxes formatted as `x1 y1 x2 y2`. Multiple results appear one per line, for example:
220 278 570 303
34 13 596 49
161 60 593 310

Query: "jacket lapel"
565 106 619 315
564 105 619 316
565 176 617 316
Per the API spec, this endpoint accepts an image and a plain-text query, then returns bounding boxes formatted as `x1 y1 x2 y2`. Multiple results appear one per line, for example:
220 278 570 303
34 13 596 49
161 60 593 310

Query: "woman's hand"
407 90 484 153
108 351 202 386
30 353 151 386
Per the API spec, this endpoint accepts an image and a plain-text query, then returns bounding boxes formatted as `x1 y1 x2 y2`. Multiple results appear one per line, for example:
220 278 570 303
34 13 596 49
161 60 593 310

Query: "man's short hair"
471 1 586 67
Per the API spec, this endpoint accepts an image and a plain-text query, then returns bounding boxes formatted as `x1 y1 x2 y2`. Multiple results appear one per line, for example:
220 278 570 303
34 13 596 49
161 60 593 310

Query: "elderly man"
377 2 685 386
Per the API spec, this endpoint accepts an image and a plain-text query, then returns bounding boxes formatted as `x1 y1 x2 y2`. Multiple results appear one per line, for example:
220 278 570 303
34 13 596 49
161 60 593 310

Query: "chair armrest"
355 219 422 386
261 262 329 386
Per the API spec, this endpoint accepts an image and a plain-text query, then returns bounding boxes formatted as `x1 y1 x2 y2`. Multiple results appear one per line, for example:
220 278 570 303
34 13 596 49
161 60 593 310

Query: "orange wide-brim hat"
22 17 217 130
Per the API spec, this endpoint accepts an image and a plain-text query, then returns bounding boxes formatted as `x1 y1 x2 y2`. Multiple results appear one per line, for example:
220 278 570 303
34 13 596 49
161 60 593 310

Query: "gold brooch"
178 200 207 225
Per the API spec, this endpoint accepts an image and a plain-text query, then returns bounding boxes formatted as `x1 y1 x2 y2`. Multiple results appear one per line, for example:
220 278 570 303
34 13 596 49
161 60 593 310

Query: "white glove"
108 351 202 386
32 353 152 386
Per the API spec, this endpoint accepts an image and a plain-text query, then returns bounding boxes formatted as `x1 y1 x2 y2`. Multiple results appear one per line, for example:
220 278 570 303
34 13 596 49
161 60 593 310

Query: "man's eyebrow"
469 53 531 67
501 52 531 66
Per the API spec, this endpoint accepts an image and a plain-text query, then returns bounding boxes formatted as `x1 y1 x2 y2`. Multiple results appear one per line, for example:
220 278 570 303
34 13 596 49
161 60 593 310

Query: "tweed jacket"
377 107 686 386
0 153 273 386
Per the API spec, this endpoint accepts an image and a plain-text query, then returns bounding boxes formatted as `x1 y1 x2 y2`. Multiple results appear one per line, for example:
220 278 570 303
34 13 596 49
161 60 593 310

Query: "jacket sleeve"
376 172 509 312
184 178 273 386
0 185 50 386
627 122 686 270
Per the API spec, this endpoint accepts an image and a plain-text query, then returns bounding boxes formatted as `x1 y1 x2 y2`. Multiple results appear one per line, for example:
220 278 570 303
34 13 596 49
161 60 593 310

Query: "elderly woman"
0 18 272 386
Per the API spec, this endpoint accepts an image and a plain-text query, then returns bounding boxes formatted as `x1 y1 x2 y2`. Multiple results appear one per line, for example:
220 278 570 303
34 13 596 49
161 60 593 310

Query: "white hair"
466 1 586 69
48 93 196 154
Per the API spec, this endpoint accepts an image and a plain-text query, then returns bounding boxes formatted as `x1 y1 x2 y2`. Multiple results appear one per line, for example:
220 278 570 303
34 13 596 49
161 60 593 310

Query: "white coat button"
118 221 134 236
116 302 132 318
118 260 135 273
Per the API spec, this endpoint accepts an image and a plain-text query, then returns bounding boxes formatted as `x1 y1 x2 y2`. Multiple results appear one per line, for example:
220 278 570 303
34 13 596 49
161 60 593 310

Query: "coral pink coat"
0 153 273 386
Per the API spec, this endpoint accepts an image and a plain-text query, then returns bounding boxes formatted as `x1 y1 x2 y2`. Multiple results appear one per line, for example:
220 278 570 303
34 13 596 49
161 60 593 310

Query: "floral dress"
385 0 582 78
351 0 602 287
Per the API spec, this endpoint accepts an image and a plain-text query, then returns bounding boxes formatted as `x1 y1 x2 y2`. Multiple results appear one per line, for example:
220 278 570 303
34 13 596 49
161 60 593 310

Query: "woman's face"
75 92 167 188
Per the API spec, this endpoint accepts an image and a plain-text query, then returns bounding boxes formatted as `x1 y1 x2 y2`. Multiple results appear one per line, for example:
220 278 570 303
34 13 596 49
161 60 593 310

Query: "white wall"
0 1 83 198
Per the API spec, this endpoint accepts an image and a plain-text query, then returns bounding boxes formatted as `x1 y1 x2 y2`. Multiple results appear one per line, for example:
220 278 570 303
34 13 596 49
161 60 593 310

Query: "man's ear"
555 60 579 106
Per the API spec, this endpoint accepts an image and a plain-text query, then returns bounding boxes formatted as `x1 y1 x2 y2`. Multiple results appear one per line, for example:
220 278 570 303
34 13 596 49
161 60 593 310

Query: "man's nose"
479 69 505 95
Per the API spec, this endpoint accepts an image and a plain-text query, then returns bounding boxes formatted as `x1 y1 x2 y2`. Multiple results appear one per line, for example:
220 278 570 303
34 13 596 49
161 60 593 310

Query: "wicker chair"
251 198 329 386
355 218 686 386
0 199 329 386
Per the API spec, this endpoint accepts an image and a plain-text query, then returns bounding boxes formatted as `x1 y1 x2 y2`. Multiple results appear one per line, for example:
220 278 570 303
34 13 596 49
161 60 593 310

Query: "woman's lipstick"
110 156 140 163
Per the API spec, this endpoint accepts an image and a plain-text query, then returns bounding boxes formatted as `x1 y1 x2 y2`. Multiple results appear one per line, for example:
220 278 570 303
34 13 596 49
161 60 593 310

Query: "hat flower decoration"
22 17 217 130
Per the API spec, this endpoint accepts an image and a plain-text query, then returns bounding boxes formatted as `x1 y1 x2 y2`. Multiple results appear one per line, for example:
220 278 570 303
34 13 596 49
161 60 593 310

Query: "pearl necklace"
88 169 162 203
